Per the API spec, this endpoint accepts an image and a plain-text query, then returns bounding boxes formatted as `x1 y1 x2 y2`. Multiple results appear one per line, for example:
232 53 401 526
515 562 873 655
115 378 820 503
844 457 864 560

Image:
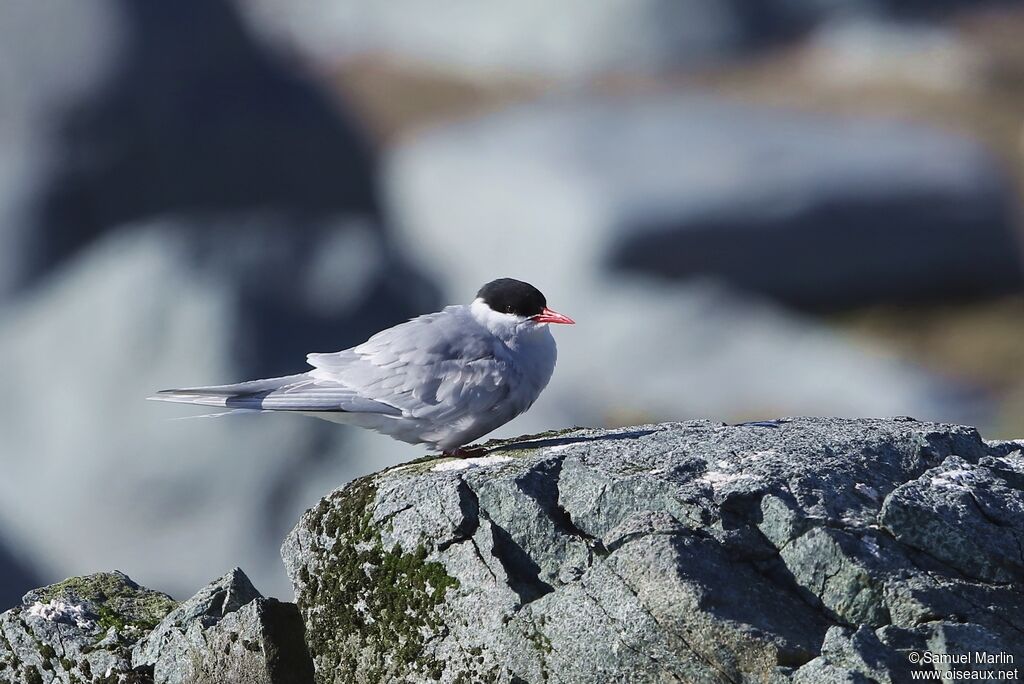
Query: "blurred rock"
0 0 123 297
382 93 993 436
235 1 1021 80
806 18 986 92
0 0 378 299
0 0 442 602
237 0 745 80
283 418 1024 681
0 217 435 602
389 93 1020 311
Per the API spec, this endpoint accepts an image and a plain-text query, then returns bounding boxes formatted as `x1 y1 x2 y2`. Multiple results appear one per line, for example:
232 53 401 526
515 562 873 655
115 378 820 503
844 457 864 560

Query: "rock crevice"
284 418 1024 683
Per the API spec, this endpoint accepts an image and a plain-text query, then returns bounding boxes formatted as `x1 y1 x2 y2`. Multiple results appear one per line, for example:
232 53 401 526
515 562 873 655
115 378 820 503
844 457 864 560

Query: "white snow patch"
432 455 514 472
26 600 93 629
545 444 573 453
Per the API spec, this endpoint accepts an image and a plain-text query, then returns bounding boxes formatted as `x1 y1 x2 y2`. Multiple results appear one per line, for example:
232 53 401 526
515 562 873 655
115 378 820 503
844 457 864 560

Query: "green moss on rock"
298 477 460 682
35 572 177 633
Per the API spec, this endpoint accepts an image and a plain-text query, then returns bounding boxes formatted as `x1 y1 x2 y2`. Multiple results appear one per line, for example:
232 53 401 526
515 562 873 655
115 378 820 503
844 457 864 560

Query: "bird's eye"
505 306 514 313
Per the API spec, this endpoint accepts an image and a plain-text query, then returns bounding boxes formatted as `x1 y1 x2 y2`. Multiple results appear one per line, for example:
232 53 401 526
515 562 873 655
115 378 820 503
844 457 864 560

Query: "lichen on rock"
284 417 1024 683
0 571 176 684
0 568 313 684
32 572 177 636
286 478 459 682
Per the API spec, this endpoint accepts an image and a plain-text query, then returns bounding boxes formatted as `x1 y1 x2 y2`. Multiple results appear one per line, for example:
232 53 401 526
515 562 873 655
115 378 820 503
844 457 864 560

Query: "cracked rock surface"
0 568 313 684
282 417 1024 683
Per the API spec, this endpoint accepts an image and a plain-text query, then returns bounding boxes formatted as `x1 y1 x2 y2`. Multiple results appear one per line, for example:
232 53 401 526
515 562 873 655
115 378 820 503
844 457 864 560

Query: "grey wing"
307 307 513 420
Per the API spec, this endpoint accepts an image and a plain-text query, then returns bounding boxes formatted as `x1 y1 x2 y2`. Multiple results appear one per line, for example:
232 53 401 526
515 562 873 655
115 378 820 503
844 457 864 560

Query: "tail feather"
167 408 264 420
149 373 401 415
148 374 307 409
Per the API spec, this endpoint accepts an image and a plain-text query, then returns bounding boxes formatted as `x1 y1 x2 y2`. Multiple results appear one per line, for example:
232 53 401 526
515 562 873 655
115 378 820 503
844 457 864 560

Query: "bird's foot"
442 446 486 459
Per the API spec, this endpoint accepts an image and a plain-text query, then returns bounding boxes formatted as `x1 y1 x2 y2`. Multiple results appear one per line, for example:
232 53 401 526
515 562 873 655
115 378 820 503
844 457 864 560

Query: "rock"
0 219 436 601
0 568 312 684
880 453 1024 583
284 418 1024 682
0 571 176 684
804 18 985 92
237 0 745 79
387 93 1019 312
0 0 378 298
134 568 314 684
235 1 1010 80
791 625 913 684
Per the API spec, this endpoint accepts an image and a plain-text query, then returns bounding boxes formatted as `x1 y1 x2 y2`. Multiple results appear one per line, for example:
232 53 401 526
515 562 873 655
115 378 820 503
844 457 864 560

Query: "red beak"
532 307 575 325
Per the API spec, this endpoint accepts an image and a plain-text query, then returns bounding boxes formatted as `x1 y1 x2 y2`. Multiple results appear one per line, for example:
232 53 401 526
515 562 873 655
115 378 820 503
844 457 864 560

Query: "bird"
150 278 574 455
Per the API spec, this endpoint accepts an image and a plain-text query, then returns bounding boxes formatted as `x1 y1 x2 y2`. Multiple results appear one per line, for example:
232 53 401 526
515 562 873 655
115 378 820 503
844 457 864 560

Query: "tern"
151 278 574 455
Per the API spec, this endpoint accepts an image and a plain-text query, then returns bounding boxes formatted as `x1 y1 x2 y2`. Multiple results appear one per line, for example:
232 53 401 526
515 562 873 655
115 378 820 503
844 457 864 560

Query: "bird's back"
309 304 557 449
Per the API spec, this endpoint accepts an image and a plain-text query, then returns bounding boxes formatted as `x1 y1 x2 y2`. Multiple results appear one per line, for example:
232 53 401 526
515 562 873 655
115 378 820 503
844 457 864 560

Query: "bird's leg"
443 446 486 458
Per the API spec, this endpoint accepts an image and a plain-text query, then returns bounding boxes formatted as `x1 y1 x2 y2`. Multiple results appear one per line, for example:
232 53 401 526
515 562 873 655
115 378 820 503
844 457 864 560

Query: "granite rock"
0 568 313 684
0 571 176 684
134 568 314 684
283 417 1024 682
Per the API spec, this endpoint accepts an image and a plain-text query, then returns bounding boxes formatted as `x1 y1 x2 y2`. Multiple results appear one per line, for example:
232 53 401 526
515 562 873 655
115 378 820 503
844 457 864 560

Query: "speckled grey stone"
133 568 313 684
283 418 1024 683
0 568 312 684
0 571 176 684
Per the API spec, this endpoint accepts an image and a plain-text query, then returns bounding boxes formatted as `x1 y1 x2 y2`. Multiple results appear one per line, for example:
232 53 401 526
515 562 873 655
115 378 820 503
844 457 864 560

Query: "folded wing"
307 306 513 421
152 306 512 420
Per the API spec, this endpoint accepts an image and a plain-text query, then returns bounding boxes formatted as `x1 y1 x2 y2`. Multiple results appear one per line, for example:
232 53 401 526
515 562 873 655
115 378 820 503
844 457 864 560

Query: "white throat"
469 298 539 343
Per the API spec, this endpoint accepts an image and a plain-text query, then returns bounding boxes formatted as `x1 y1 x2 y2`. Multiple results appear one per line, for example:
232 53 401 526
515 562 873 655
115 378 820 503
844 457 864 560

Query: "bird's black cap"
477 278 547 317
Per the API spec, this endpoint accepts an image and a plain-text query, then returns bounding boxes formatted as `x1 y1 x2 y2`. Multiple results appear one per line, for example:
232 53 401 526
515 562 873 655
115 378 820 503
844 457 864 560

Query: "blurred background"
2 0 1023 606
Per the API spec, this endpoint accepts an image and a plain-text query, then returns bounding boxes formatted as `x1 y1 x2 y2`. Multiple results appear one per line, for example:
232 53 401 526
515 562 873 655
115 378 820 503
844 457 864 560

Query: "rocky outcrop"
0 568 312 684
132 568 313 684
6 418 1022 682
0 572 176 683
283 417 1024 683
